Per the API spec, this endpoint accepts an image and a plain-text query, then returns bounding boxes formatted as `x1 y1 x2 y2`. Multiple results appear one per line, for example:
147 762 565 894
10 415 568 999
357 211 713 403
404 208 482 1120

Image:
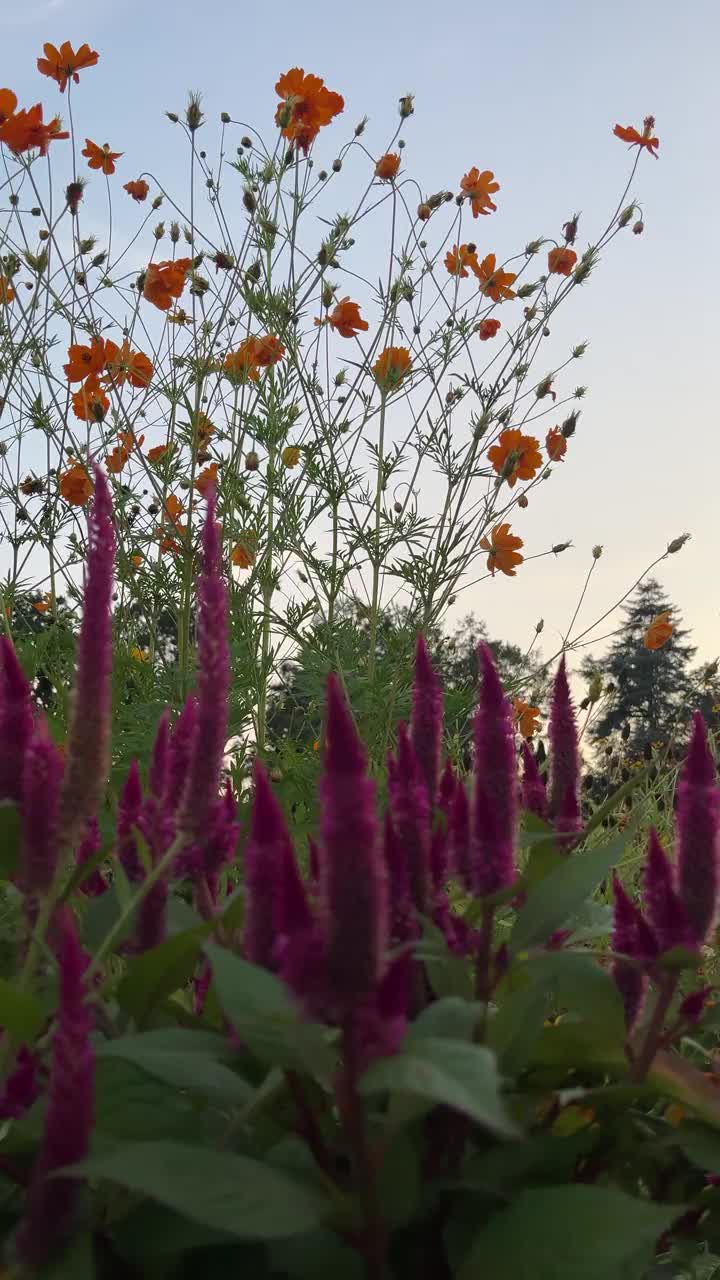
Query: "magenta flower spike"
0 1048 39 1122
15 909 95 1268
177 491 230 844
644 827 693 953
276 837 313 939
0 634 34 803
243 762 295 970
388 723 432 914
520 740 548 821
611 873 654 1030
76 819 107 897
383 809 415 943
548 657 582 836
165 695 198 812
117 759 145 882
431 759 456 887
411 632 443 805
319 674 387 1007
471 645 518 897
148 708 171 798
59 468 114 850
676 712 720 945
135 880 168 953
203 779 239 885
450 777 472 891
19 719 64 905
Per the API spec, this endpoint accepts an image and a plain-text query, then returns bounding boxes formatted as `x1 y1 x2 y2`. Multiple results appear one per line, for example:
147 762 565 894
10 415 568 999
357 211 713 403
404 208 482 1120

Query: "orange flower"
546 426 567 462
105 445 129 474
36 42 99 93
224 340 260 382
478 318 501 341
71 376 109 422
251 334 285 367
476 253 516 302
644 612 673 651
372 346 412 391
231 534 257 569
0 89 17 126
479 523 524 578
130 554 143 569
375 152 401 181
164 495 184 527
0 103 68 155
64 337 106 383
59 463 93 506
104 339 153 389
513 698 541 739
548 246 577 276
143 258 192 311
488 428 542 488
192 412 215 449
159 536 182 555
282 445 301 468
444 244 480 278
275 67 344 153
0 275 15 305
82 138 122 175
124 178 149 202
194 463 219 498
613 116 659 158
459 167 500 217
325 297 369 338
33 600 50 614
147 443 170 463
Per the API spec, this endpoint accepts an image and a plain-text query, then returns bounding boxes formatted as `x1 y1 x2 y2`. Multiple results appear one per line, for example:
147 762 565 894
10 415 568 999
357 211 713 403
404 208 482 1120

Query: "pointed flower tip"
324 674 366 773
684 712 717 785
414 631 434 680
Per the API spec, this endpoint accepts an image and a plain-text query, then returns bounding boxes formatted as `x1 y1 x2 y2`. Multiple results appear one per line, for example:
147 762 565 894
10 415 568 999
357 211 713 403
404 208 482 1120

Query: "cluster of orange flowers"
488 425 569 489
224 334 286 382
143 260 192 311
275 68 343 154
63 335 153 426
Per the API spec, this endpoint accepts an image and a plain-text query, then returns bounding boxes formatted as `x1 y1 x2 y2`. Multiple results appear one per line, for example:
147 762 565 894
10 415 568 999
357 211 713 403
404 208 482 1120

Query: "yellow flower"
130 646 149 663
282 445 301 469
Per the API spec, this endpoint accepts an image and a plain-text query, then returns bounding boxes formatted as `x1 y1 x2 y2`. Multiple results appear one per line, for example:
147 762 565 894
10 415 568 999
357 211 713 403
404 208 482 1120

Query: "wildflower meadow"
2 38 720 1280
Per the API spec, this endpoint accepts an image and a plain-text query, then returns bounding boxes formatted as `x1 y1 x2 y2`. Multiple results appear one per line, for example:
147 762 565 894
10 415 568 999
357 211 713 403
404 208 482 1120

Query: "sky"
3 0 719 677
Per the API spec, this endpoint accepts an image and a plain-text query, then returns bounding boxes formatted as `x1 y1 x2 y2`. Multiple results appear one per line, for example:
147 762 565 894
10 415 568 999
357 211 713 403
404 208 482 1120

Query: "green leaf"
360 1037 519 1139
82 882 137 955
489 981 547 1077
73 1141 328 1239
511 829 630 953
206 944 335 1079
672 1123 720 1172
117 923 212 1025
0 801 20 879
408 997 484 1044
268 1230 365 1280
110 1202 236 1262
96 1029 254 1106
0 976 45 1043
458 1186 678 1280
93 1058 209 1147
452 1132 594 1195
528 952 625 1042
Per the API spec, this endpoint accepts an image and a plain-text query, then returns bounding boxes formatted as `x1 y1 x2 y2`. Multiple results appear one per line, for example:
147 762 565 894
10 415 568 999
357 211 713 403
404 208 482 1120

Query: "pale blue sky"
3 0 718 668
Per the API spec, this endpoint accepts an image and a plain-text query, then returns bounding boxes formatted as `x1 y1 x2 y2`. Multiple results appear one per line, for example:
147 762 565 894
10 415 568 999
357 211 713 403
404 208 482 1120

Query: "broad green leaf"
408 997 483 1045
96 1029 253 1106
82 882 137 955
489 981 547 1077
649 1051 720 1130
458 1186 678 1280
39 1232 95 1280
511 829 630 953
117 923 212 1024
110 1202 236 1262
671 1123 720 1172
0 976 45 1043
206 944 335 1079
527 952 625 1042
73 1141 328 1239
0 801 20 879
268 1230 365 1280
452 1132 594 1194
93 1058 209 1148
414 919 474 1001
360 1036 519 1139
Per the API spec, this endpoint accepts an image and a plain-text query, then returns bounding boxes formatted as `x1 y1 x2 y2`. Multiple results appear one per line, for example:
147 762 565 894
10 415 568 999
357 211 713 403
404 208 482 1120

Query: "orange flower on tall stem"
488 428 542 487
82 139 123 175
104 339 153 389
36 42 99 92
64 337 106 383
0 90 17 126
275 68 344 153
478 318 501 341
372 346 412 392
476 253 516 302
480 523 524 577
59 463 93 506
71 376 109 422
232 538 256 569
251 334 285 367
321 297 369 338
194 463 219 498
644 612 673 650
147 443 171 463
459 167 499 217
513 698 541 739
163 495 184 528
143 259 192 310
224 341 260 382
444 243 479 278
613 116 659 158
123 178 149 202
0 104 68 155
105 445 129 475
0 275 15 305
375 152 400 181
548 246 577 276
546 426 567 462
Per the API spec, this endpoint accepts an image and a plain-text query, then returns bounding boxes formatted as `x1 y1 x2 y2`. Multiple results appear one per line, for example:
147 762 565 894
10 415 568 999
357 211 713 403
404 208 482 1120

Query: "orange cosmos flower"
130 554 143 569
104 339 153 389
488 428 542 488
59 462 93 506
0 89 17 126
224 341 260 382
480 523 524 577
548 246 577 276
71 376 109 422
0 275 15 305
64 337 106 383
513 698 541 739
613 116 659 158
444 243 480 278
143 259 192 311
36 42 99 93
251 334 285 367
478 318 501 341
231 538 256 569
82 138 123 175
282 445 301 468
124 178 149 202
644 612 673 651
546 426 567 462
0 103 68 155
375 152 401 181
372 346 412 391
164 494 184 527
33 600 50 614
275 67 344 154
147 443 170 463
325 297 369 338
459 168 499 218
476 254 516 302
194 463 219 497
105 444 129 474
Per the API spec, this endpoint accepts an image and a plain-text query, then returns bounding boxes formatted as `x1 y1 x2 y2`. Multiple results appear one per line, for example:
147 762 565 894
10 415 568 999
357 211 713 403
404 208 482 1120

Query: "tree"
582 578 696 755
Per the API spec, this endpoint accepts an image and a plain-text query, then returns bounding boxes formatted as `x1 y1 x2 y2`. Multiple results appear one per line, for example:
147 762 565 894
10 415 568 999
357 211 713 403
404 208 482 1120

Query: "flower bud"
417 202 431 221
151 195 163 209
185 92 205 131
618 204 636 227
561 411 579 438
170 221 180 243
399 94 415 118
667 532 691 554
592 544 603 559
245 451 260 472
220 111 231 124
332 158 342 172
153 222 165 240
517 493 528 508
517 282 538 299
243 189 256 214
552 541 571 555
241 135 252 148
633 219 644 235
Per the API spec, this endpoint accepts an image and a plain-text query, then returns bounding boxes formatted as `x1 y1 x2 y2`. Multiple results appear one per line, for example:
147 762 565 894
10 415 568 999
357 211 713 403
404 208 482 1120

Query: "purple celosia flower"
0 635 34 804
410 633 443 806
548 657 582 837
177 491 230 844
308 835 320 889
76 817 107 897
611 874 654 1030
148 709 171 798
471 645 518 897
643 827 694 953
353 951 412 1073
676 712 720 945
202 780 240 887
15 909 95 1268
520 740 548 820
383 809 415 944
59 468 114 850
134 880 168 953
430 759 456 888
388 724 432 914
243 762 296 970
679 986 713 1026
116 760 144 882
318 675 387 1008
19 719 64 905
0 1048 39 1121
164 696 198 813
